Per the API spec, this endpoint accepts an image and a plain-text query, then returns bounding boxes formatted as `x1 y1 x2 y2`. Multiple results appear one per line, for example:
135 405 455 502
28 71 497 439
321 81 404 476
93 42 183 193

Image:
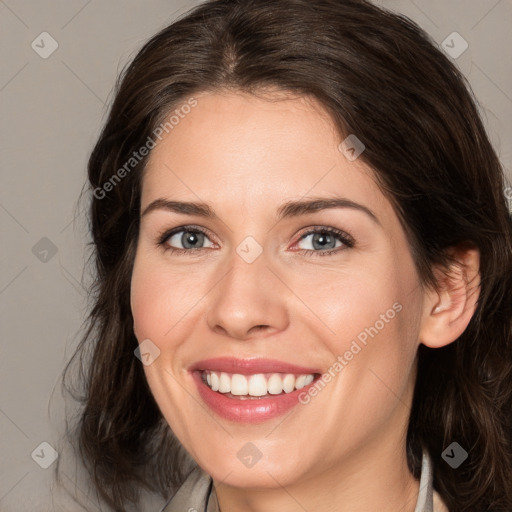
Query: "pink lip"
189 358 321 423
189 357 321 375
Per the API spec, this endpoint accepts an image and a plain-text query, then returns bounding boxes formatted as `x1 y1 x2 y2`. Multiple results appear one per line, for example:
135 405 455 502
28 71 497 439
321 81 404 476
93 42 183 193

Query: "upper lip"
189 357 321 375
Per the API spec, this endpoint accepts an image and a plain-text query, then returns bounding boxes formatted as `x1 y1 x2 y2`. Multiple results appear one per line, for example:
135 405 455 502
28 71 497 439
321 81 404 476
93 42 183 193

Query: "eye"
156 225 354 257
157 226 215 254
293 227 354 257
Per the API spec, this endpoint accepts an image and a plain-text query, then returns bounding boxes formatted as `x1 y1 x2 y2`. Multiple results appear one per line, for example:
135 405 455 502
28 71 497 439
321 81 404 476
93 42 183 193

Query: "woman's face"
131 90 427 488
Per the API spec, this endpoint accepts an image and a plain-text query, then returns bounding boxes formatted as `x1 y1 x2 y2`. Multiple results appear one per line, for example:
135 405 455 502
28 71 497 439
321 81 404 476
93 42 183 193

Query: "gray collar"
414 448 435 512
161 448 437 512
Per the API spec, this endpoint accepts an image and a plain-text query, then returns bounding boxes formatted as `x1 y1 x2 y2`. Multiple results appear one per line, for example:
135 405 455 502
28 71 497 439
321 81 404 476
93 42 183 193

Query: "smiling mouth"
201 370 320 399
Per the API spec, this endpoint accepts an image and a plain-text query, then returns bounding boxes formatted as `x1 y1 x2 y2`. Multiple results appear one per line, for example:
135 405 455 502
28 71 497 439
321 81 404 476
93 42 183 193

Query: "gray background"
1 1 511 510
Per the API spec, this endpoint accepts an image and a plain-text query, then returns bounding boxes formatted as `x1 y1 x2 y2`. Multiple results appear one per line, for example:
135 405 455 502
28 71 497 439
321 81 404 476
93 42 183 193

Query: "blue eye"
157 225 354 257
294 227 354 257
158 226 215 253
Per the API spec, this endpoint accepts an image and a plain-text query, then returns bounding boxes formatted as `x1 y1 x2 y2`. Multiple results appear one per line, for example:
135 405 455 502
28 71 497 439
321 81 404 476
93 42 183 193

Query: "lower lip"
191 371 318 423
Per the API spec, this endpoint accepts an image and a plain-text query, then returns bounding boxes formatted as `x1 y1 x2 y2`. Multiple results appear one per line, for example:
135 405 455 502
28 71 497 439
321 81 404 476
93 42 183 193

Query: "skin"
130 89 480 512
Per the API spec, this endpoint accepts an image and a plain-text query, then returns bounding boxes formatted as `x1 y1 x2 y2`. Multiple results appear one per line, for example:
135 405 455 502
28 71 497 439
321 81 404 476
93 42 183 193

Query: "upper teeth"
204 371 315 396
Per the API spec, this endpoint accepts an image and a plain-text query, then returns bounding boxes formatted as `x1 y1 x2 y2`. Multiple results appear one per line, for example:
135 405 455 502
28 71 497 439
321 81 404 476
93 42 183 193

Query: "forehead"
141 90 389 220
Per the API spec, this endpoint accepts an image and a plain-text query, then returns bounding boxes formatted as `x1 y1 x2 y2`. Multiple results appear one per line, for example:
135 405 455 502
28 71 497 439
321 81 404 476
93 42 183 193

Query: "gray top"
160 448 448 512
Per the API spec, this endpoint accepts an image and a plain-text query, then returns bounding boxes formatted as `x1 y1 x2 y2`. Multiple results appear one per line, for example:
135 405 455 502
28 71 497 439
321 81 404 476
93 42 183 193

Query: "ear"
419 243 481 348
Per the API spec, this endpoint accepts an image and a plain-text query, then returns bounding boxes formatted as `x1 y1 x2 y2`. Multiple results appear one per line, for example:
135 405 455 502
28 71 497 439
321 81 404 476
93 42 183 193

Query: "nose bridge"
206 241 288 339
227 241 269 294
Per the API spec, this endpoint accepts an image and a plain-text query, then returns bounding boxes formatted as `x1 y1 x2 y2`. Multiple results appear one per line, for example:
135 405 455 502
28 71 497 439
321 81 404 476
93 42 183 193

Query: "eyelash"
156 225 355 257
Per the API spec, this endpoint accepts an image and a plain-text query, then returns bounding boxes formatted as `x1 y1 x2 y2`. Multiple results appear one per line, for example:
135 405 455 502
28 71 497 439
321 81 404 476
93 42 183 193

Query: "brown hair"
61 0 512 510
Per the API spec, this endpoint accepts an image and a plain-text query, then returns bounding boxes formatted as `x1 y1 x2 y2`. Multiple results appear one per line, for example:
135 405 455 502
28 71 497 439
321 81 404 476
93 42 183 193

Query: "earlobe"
420 245 480 349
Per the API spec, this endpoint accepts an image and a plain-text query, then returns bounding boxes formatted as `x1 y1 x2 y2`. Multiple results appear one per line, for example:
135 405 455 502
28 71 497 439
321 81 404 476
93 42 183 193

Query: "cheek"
130 253 203 364
311 256 422 374
298 266 402 347
131 273 154 341
130 259 189 417
130 255 172 344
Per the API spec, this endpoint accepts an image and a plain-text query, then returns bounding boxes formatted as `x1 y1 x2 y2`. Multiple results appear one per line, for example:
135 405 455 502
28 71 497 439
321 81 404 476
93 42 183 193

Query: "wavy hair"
61 0 512 510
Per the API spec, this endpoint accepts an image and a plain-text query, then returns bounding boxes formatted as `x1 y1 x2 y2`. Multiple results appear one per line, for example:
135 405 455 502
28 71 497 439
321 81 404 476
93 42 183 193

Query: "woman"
62 0 512 511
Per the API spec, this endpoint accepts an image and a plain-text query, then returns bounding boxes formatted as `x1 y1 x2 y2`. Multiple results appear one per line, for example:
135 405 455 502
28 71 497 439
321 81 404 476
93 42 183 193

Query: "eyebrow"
141 197 380 225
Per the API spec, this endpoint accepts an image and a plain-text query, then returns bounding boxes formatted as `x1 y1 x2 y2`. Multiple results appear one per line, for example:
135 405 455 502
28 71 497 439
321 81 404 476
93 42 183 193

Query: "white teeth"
210 372 219 391
282 374 295 393
248 374 267 396
295 375 307 389
203 371 316 397
218 372 231 393
231 374 248 395
267 373 283 394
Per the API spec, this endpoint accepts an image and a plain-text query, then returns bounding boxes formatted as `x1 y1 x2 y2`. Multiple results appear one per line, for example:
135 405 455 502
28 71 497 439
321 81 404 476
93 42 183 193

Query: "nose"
206 248 289 341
